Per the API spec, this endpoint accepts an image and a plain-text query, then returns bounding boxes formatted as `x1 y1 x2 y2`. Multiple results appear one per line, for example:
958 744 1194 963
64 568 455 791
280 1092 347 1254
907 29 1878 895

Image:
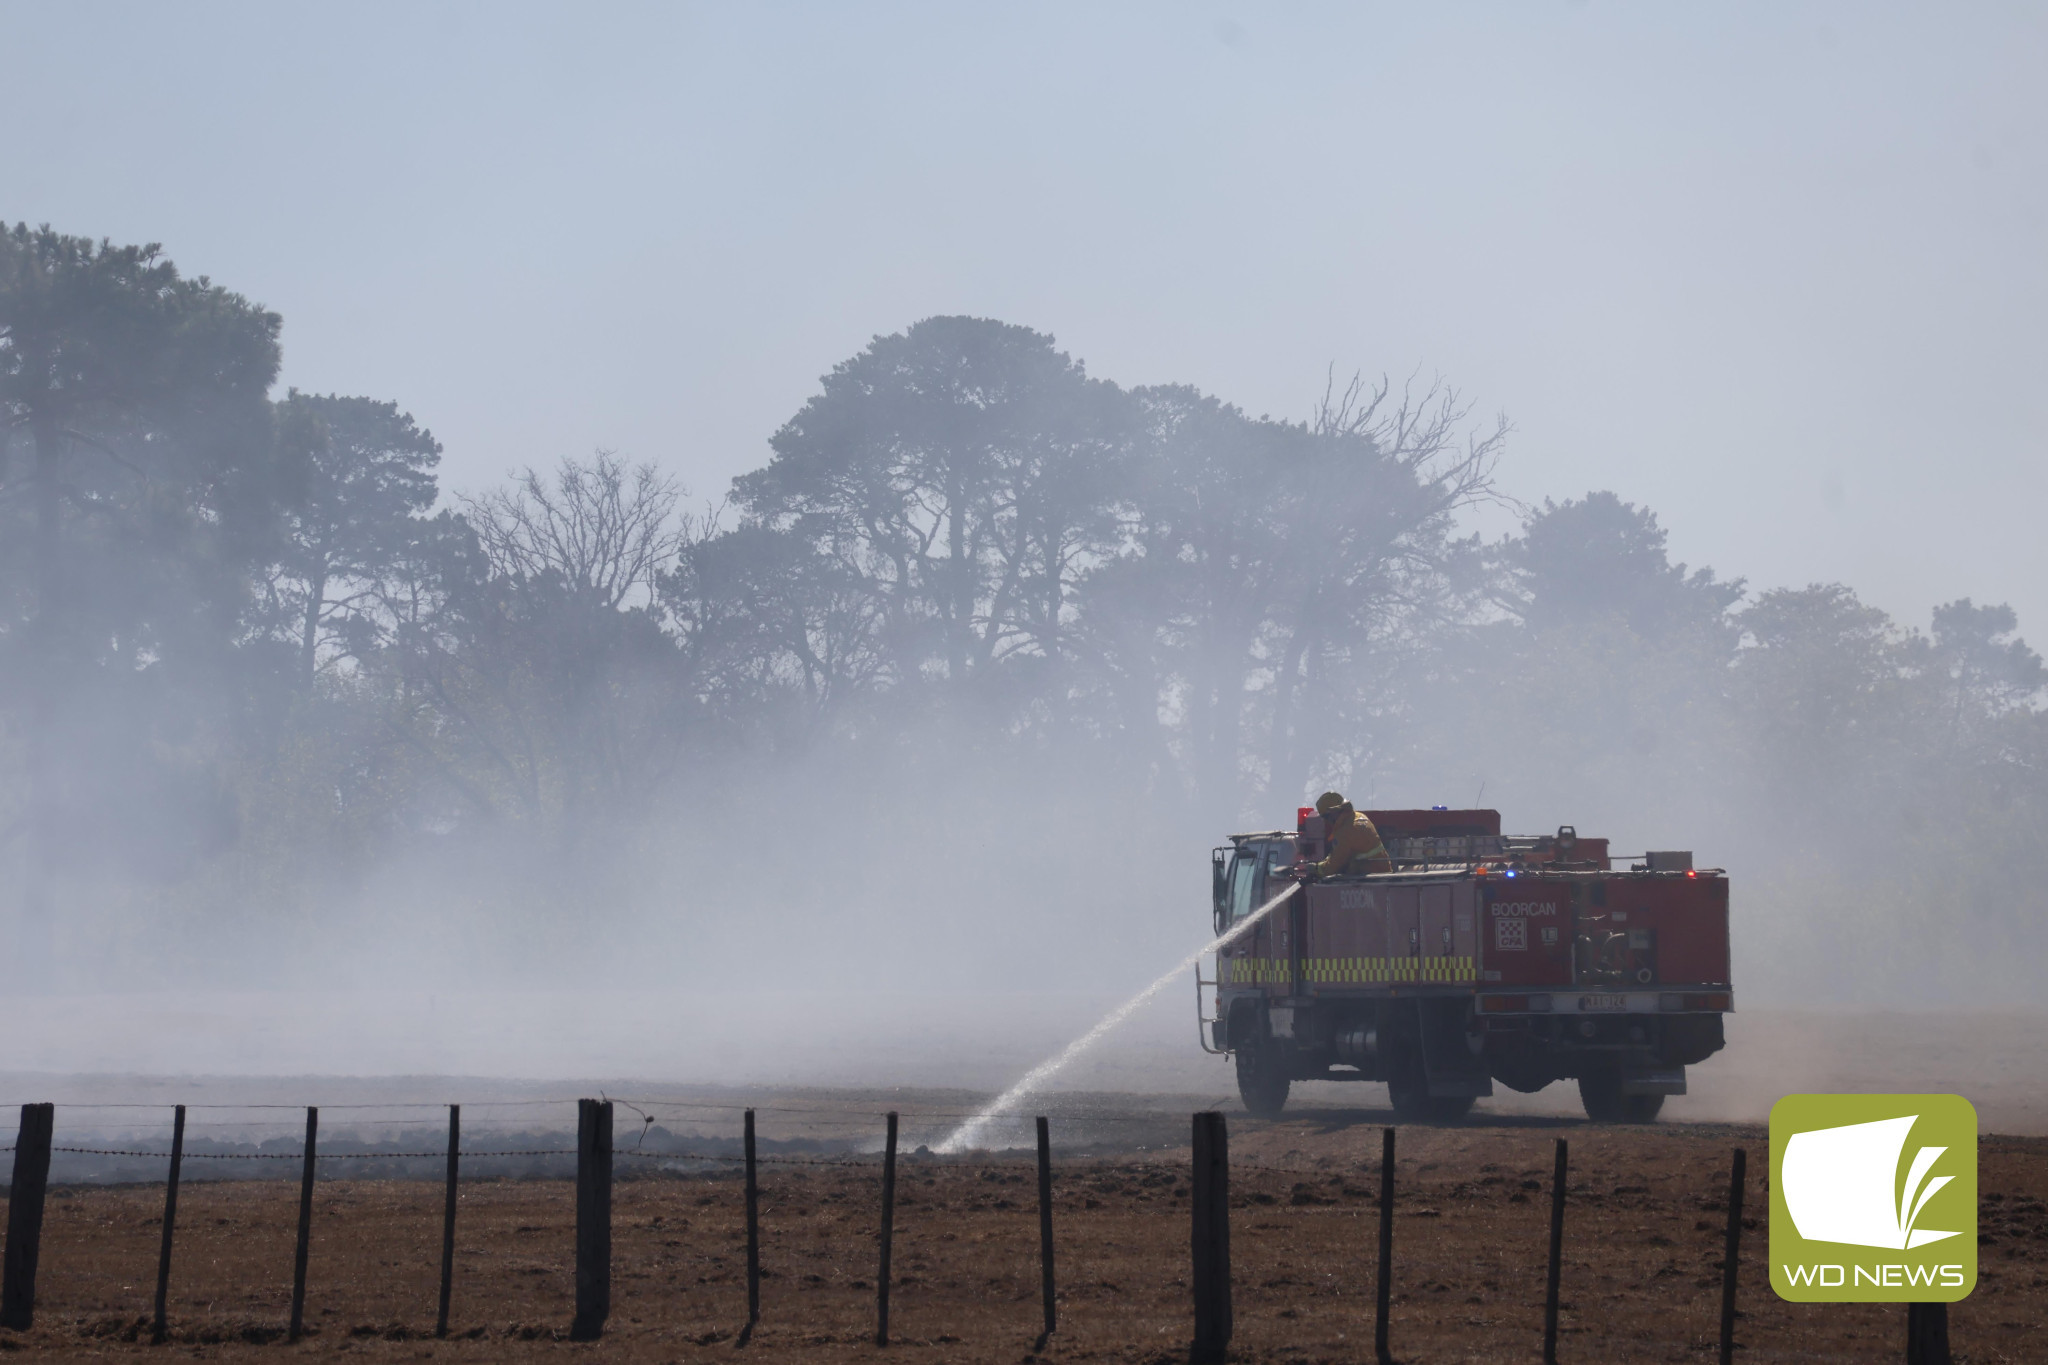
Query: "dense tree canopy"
1512 491 1743 641
3 232 2043 1005
270 391 442 688
1 225 284 906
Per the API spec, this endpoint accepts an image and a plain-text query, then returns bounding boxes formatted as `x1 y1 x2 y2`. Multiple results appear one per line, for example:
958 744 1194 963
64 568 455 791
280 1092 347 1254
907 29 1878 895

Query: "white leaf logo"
1782 1115 1960 1250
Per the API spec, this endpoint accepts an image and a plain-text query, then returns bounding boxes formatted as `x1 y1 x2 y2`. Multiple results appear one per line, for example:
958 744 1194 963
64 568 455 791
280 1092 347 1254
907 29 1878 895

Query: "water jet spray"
935 883 1296 1153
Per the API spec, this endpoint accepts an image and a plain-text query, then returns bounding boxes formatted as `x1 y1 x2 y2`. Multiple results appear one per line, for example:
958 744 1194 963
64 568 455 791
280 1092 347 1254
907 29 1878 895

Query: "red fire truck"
1200 808 1730 1123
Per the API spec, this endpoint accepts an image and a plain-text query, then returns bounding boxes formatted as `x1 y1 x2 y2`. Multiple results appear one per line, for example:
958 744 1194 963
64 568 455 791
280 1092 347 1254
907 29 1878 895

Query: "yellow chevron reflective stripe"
1222 956 1479 986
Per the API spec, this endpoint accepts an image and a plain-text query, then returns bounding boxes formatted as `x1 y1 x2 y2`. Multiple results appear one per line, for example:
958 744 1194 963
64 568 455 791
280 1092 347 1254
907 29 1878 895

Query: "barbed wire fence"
0 1097 1891 1361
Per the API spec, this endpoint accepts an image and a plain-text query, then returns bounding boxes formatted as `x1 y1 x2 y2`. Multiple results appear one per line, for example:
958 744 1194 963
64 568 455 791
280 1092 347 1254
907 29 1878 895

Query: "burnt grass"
2 1118 2043 1362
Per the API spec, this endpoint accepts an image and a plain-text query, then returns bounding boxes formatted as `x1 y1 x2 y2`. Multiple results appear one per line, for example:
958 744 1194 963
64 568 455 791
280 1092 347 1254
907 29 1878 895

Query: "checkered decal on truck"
1224 956 1477 985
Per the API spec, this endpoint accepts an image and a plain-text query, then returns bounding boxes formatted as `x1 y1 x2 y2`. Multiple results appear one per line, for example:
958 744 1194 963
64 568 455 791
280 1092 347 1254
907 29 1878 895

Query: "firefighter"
1305 791 1392 878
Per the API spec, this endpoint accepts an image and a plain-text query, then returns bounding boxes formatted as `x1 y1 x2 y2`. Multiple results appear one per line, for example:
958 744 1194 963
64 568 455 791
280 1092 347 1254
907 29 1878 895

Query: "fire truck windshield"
1227 852 1258 921
1229 838 1297 919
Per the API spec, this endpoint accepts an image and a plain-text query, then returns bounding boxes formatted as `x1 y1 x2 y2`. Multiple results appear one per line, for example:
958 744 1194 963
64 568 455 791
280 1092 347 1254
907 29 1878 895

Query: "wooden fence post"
151 1105 186 1342
571 1099 613 1341
1190 1111 1232 1364
0 1102 55 1330
876 1111 898 1347
1718 1148 1746 1365
1543 1137 1568 1365
287 1107 318 1342
1036 1115 1056 1350
1374 1125 1394 1365
741 1108 760 1345
436 1104 459 1338
1907 1303 1952 1365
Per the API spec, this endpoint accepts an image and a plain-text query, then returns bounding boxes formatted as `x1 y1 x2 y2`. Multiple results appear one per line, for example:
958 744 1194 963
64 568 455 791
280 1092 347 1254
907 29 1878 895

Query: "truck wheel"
1235 1039 1290 1118
1432 1094 1477 1122
1623 1093 1666 1122
1577 1066 1665 1123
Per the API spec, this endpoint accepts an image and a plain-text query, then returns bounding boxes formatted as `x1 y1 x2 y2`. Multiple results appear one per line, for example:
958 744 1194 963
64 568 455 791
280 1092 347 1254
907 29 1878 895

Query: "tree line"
3 224 2043 1001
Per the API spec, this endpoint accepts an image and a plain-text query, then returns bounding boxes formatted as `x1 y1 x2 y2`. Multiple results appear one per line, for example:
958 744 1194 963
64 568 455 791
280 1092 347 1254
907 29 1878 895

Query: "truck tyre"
1235 1038 1290 1118
1577 1065 1665 1124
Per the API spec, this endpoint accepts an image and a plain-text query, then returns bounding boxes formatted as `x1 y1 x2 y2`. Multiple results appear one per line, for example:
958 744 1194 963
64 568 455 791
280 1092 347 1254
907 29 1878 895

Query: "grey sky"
9 1 2045 637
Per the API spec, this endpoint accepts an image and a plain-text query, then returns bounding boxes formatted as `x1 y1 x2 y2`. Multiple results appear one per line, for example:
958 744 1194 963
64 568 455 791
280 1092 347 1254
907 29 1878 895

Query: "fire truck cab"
1201 808 1730 1123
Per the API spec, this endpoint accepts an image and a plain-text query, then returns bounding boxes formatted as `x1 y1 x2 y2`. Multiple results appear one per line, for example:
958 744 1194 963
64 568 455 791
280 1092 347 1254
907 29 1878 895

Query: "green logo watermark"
1768 1093 1976 1302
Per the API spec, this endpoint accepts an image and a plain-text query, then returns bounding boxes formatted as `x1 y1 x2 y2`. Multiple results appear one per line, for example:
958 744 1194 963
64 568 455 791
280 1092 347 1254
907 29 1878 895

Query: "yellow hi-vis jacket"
1316 810 1391 877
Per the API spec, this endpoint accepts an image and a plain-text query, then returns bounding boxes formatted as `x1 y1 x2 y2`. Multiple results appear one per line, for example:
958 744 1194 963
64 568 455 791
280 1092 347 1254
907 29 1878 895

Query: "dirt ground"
2 1113 2043 1363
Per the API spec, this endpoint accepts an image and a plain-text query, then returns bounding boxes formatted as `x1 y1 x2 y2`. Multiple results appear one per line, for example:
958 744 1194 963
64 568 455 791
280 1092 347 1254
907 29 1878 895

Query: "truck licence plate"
1578 994 1627 1012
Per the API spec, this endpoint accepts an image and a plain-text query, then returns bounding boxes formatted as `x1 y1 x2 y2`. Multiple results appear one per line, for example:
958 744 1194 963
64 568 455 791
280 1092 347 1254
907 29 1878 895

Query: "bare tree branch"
459 451 701 609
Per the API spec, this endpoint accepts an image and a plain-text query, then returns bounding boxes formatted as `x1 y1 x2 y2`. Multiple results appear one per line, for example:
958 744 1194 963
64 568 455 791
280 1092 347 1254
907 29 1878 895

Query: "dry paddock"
1 1118 2044 1363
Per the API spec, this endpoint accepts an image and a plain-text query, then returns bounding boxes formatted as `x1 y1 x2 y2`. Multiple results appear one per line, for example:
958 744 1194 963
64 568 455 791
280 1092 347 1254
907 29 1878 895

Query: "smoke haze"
4 5 2046 1128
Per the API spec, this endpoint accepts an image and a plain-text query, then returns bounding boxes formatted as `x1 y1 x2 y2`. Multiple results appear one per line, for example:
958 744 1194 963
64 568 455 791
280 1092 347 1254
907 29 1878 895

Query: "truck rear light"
1660 992 1731 1012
